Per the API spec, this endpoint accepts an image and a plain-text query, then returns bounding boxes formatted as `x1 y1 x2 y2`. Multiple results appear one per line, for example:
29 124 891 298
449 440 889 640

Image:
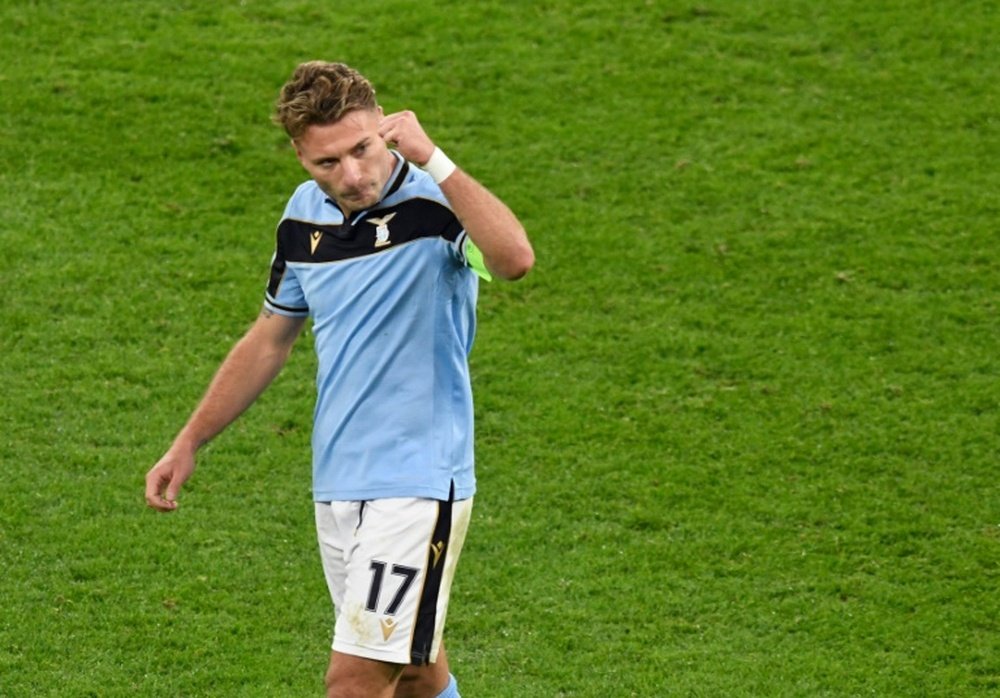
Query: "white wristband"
422 147 457 184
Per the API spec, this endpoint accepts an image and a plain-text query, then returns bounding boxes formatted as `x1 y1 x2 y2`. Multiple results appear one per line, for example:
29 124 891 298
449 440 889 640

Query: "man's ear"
291 138 303 161
377 105 384 118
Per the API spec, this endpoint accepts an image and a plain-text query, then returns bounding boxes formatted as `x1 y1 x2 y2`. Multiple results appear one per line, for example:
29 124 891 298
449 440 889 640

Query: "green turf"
1 0 997 695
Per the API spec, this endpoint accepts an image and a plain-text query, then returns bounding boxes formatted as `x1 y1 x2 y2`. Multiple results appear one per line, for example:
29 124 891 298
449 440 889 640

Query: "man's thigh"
324 647 450 698
325 651 402 698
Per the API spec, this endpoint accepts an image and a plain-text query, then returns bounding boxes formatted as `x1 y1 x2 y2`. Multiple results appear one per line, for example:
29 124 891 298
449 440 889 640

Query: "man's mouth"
343 186 371 200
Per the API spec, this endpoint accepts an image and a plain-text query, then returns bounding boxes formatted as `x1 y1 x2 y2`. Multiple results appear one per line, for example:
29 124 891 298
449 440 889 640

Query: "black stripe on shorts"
409 483 455 665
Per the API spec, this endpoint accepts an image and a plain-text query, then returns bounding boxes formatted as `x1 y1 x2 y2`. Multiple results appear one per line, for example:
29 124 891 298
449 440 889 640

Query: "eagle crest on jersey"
369 213 397 248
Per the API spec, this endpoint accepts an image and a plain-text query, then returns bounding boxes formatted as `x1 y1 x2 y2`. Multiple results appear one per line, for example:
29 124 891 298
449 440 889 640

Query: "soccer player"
144 61 534 698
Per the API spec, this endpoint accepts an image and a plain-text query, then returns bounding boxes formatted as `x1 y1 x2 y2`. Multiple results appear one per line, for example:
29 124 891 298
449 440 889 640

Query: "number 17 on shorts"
315 495 474 665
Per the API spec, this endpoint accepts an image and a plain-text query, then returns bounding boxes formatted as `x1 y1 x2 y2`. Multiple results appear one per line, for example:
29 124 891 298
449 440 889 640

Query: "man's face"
294 108 395 215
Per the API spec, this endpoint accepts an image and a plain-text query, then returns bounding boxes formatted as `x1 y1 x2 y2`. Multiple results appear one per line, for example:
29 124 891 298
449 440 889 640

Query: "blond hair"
273 61 377 140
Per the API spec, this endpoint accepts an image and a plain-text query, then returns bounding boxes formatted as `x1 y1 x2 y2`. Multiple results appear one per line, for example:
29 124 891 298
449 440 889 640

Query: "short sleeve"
264 247 309 317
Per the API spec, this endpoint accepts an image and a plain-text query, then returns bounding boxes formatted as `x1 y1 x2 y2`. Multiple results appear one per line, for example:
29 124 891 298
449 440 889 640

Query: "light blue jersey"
264 154 486 502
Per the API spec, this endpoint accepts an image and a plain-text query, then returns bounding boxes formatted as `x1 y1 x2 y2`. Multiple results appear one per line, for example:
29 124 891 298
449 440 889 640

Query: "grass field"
1 0 998 695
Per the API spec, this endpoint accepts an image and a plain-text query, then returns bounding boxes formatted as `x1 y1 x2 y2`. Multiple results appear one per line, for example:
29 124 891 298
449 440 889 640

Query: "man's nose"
340 158 362 186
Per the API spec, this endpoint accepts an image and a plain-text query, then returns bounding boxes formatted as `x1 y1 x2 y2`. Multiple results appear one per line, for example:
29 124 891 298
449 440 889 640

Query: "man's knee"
394 662 451 698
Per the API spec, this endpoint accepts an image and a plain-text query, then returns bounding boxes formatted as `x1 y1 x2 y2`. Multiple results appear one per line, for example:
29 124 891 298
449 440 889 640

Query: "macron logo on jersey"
369 213 397 248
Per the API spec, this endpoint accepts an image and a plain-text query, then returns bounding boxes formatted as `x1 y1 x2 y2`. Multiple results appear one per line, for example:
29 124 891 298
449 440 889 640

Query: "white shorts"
315 493 473 665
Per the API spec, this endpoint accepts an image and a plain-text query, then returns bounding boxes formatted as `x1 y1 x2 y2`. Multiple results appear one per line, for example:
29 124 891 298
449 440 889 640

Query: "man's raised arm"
378 110 535 281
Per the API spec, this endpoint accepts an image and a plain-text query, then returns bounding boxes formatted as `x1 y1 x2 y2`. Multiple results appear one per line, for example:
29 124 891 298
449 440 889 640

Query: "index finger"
377 113 403 139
